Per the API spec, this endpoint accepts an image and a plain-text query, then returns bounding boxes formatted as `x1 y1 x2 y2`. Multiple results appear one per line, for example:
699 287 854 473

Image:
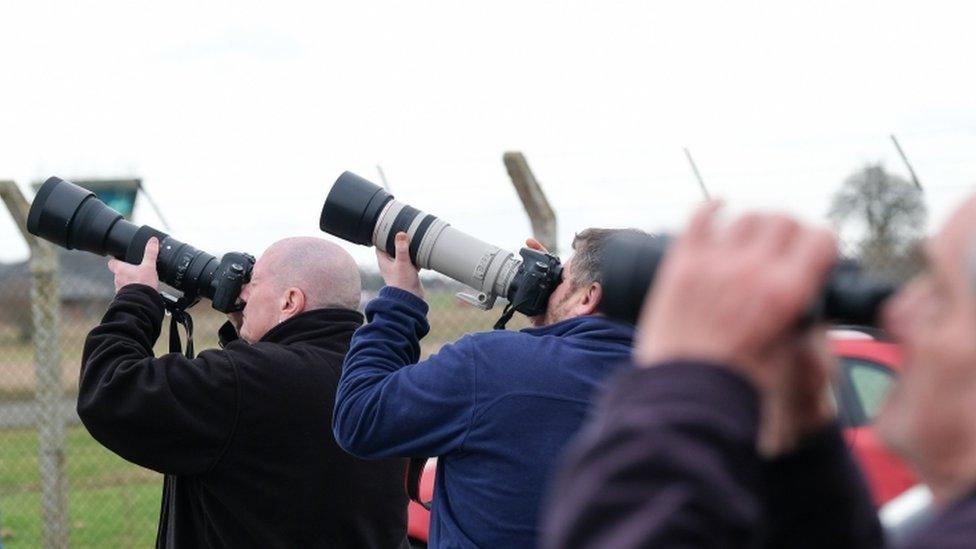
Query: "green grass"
0 426 161 547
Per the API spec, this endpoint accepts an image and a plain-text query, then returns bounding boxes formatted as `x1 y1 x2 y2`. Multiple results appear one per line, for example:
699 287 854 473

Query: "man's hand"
525 238 547 253
377 232 424 299
634 204 838 454
757 328 837 456
635 203 837 393
108 237 160 293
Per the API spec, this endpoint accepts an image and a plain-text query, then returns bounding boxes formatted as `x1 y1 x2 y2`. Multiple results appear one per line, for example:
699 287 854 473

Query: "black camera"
27 177 254 313
599 232 896 327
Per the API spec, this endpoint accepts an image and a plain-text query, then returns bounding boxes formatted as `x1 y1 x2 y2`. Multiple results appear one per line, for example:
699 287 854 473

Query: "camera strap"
168 310 195 359
493 302 518 330
163 297 196 359
406 458 432 510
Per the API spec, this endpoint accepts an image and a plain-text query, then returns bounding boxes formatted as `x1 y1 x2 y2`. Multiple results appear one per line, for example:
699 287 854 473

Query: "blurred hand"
108 237 160 293
757 328 837 456
634 202 838 393
377 232 424 299
525 238 548 253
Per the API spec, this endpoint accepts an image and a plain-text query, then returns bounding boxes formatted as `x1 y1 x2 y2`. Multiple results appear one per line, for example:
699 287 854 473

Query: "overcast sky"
1 0 974 268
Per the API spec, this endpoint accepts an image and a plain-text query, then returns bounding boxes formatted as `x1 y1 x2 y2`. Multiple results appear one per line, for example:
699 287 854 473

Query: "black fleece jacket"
79 284 408 549
543 361 883 549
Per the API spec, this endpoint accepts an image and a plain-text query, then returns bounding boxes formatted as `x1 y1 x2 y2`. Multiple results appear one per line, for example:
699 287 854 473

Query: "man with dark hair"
79 236 409 548
332 228 640 548
537 228 645 326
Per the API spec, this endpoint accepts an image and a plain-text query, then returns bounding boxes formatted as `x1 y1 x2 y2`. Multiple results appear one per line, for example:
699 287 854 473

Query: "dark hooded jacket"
543 360 976 548
79 284 408 548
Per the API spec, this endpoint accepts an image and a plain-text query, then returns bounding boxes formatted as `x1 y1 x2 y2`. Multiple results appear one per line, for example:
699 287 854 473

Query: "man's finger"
721 213 763 246
744 228 836 345
107 258 119 273
754 214 800 257
526 238 548 253
682 200 722 247
779 227 838 314
142 238 160 266
394 232 411 264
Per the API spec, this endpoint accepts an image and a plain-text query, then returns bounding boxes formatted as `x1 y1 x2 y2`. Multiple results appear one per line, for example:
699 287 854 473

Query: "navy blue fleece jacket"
333 286 635 548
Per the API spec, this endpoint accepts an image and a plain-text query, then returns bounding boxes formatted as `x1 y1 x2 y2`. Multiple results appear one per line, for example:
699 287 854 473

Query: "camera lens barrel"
28 177 139 259
26 176 249 312
321 172 523 307
319 172 395 246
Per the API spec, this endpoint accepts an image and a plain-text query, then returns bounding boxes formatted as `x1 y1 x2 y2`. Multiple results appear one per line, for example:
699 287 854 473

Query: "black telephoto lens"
27 177 251 312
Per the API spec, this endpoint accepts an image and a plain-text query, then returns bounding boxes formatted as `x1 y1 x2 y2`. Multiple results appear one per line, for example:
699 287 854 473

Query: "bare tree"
829 163 926 281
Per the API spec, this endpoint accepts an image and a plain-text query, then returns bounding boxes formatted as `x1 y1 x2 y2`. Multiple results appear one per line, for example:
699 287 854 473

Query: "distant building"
0 249 116 338
0 178 142 339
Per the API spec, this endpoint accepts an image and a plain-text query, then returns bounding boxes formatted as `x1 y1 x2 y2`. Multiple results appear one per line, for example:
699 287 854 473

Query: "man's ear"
577 282 603 316
280 287 307 319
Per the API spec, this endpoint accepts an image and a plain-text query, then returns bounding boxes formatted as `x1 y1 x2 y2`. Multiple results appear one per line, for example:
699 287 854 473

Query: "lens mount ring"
371 200 403 251
407 213 437 265
415 218 450 269
384 205 422 257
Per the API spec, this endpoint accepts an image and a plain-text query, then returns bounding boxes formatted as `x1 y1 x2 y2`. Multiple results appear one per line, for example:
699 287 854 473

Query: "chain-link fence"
0 183 925 548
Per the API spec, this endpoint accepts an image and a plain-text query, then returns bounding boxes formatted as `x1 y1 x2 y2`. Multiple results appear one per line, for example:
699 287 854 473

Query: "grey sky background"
1 0 974 267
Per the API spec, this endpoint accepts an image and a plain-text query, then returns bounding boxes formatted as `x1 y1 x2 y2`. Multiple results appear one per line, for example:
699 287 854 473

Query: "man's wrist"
379 286 429 311
117 281 159 293
117 283 162 301
381 278 423 299
109 283 167 338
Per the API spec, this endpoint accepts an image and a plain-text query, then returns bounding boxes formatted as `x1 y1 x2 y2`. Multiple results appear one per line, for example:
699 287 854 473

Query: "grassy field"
0 427 161 547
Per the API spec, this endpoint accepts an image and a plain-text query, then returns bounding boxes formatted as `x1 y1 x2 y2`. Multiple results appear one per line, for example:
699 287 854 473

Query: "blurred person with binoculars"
544 196 976 548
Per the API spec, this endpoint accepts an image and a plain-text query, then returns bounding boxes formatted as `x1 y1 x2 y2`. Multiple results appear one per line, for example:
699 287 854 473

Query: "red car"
829 328 917 506
406 328 915 547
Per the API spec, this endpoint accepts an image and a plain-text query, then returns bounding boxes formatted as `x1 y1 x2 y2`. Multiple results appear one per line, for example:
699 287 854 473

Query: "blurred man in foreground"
873 195 976 546
79 237 408 548
545 196 976 548
333 229 640 548
543 205 881 547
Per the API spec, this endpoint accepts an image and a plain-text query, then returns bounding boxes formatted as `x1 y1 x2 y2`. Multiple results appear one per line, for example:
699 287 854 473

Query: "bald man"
78 237 409 548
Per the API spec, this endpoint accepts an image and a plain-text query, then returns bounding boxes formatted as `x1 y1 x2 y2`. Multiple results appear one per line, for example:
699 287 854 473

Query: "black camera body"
210 252 256 312
507 248 564 317
27 177 254 313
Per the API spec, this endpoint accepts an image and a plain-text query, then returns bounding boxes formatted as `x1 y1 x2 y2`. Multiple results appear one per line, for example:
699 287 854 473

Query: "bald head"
259 237 362 311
